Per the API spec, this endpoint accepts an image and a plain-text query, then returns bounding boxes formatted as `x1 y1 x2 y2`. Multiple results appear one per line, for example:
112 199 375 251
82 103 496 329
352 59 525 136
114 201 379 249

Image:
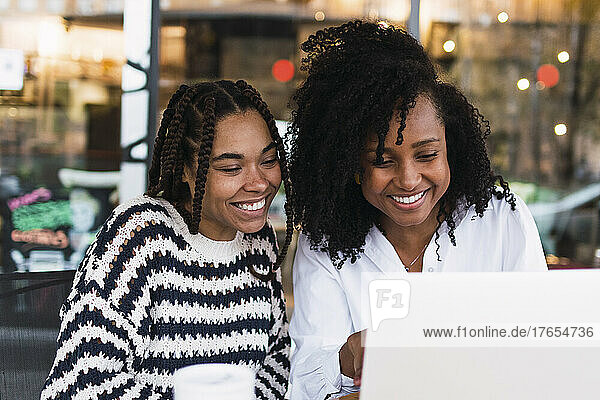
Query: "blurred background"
1 0 600 398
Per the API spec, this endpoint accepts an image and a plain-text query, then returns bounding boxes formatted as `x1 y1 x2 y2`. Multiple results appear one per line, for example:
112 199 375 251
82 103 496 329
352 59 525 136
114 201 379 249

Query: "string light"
554 124 567 136
557 51 570 63
443 40 456 53
517 78 530 91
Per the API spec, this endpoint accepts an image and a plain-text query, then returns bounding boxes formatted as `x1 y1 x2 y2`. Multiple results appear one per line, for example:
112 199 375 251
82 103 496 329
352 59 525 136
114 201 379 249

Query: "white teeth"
391 191 425 204
236 198 266 211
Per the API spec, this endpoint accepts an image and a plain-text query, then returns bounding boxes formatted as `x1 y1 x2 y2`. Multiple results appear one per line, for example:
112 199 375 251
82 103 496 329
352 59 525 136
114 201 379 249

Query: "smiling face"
360 94 451 234
183 110 281 240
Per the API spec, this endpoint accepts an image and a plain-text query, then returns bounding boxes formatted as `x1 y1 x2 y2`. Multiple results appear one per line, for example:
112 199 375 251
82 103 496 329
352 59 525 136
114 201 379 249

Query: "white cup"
173 363 255 400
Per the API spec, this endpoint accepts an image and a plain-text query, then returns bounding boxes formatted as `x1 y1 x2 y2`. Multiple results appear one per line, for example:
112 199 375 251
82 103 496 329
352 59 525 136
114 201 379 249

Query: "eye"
215 166 241 174
262 157 279 167
417 151 439 161
372 159 394 168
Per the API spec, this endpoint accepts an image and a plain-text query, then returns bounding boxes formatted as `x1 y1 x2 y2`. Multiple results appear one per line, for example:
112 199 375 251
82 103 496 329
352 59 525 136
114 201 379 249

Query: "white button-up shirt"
289 194 547 400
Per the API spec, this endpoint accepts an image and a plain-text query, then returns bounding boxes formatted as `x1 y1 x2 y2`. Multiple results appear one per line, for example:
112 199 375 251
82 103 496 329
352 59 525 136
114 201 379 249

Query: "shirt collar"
360 225 406 275
359 198 475 273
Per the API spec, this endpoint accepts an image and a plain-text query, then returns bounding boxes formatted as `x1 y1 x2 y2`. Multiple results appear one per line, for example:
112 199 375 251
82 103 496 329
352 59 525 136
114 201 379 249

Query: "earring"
354 173 361 185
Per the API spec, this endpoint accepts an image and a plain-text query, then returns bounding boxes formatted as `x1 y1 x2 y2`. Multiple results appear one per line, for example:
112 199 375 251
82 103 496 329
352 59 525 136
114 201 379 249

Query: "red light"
536 64 559 88
272 59 294 83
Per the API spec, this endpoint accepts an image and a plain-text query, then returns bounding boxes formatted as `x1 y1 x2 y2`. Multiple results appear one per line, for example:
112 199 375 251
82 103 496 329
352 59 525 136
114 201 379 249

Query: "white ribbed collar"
150 196 245 262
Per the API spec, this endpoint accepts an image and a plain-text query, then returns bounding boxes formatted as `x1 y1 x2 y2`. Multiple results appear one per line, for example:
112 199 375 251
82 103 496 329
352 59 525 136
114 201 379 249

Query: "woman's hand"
339 330 366 386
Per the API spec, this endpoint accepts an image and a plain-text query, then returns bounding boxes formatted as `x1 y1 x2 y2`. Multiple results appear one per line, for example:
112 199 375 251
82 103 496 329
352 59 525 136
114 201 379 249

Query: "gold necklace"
375 222 428 272
405 243 428 272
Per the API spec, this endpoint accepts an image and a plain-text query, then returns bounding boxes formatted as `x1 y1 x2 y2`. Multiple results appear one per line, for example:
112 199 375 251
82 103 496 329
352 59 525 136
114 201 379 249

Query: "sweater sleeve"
254 223 290 400
40 203 165 400
255 267 291 400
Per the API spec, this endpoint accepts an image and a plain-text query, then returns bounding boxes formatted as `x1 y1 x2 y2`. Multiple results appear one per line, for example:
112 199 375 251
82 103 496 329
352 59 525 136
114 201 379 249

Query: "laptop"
360 270 600 400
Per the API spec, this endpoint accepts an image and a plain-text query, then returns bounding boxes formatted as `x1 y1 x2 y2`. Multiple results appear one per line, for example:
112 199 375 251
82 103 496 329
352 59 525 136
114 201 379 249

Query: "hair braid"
171 106 192 198
147 84 189 195
160 86 197 198
189 96 216 234
236 80 294 281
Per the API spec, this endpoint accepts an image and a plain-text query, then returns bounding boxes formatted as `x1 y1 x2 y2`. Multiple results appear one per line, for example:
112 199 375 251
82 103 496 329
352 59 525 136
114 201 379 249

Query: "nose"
243 167 269 192
393 160 421 192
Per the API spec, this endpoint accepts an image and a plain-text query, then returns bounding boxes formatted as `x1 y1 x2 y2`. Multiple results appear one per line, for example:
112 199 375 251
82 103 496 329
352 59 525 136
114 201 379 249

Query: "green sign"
11 201 72 231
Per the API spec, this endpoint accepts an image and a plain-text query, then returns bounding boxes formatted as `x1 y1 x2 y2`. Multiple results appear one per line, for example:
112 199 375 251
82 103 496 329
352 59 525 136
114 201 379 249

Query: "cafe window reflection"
1 1 600 399
0 12 122 274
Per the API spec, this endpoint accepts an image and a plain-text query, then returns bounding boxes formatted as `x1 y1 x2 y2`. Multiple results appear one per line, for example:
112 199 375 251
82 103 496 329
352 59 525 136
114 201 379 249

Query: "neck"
198 220 238 241
182 199 237 241
379 204 442 254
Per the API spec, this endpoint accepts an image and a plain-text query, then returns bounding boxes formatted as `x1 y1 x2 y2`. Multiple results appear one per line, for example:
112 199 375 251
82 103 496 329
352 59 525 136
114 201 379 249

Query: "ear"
182 163 192 184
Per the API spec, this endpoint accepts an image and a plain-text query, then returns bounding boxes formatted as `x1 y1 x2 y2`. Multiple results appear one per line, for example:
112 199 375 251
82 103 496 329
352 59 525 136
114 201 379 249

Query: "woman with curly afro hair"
288 20 547 399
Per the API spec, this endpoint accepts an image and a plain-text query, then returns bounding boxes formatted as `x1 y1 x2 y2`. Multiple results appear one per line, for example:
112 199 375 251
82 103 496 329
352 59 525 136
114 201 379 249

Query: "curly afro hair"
288 20 515 267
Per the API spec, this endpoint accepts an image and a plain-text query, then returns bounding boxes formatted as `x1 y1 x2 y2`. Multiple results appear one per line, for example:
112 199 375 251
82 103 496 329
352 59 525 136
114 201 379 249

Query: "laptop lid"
360 270 600 400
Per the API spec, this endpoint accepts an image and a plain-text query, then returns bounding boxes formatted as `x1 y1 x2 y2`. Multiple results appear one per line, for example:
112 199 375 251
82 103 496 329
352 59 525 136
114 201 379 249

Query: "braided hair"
288 20 515 267
147 80 293 281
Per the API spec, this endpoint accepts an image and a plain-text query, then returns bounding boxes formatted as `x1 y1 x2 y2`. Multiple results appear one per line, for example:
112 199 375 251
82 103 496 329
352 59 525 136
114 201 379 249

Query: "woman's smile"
360 94 450 232
231 197 267 212
388 188 430 210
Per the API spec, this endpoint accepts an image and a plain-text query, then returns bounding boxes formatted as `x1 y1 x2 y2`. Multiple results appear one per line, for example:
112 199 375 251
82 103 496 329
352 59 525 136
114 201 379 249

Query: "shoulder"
96 195 177 242
297 232 326 260
67 197 174 302
461 189 539 239
103 195 173 230
483 190 535 227
239 220 279 262
294 232 340 276
84 195 181 278
296 226 380 268
471 190 546 270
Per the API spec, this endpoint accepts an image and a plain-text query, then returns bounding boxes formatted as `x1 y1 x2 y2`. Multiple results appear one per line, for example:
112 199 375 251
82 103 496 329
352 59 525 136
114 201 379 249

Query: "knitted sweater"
40 196 290 400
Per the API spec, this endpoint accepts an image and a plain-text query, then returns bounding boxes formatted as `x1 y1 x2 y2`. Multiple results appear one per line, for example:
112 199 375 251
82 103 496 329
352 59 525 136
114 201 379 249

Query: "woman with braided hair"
41 80 292 400
287 21 547 399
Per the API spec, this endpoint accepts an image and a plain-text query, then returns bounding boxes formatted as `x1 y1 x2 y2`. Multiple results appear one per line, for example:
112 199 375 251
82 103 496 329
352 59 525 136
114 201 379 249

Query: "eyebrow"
364 138 441 153
211 142 277 162
411 138 440 148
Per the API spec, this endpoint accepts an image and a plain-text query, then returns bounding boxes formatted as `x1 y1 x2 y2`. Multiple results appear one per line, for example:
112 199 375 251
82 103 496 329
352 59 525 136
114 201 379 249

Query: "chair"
0 271 75 400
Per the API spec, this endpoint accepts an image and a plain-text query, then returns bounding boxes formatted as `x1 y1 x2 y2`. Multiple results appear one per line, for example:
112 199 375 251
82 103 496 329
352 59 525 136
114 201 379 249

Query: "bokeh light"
497 12 509 23
537 64 560 88
272 59 294 82
554 123 567 136
557 51 570 63
443 40 456 53
314 11 325 21
517 78 530 91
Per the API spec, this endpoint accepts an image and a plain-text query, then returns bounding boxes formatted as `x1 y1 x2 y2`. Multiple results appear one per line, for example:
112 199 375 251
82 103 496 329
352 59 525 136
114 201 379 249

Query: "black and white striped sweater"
40 196 290 400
